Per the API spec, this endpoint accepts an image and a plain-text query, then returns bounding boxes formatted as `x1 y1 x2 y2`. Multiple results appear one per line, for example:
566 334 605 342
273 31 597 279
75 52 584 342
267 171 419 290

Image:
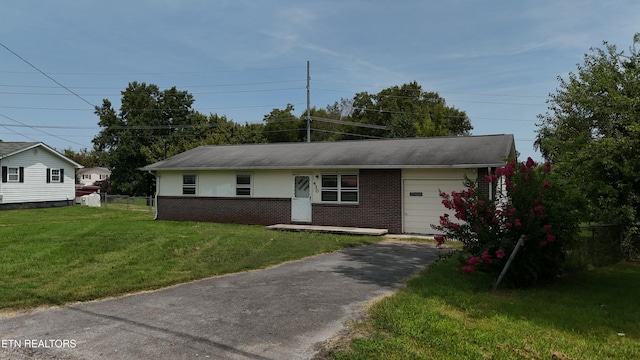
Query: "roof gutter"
140 163 509 172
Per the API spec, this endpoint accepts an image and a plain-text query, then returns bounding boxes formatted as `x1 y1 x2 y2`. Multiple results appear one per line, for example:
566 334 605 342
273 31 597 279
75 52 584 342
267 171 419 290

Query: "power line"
0 42 96 108
0 112 90 147
0 79 306 90
0 65 305 76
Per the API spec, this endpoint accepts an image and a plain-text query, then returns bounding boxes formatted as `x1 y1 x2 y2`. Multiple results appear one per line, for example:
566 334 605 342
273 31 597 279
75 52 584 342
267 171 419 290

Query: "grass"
327 255 640 360
0 206 381 312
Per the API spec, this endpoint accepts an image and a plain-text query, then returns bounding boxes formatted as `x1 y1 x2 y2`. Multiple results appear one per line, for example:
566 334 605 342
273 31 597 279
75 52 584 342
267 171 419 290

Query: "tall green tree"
93 82 199 195
263 104 305 143
535 34 640 249
346 82 473 139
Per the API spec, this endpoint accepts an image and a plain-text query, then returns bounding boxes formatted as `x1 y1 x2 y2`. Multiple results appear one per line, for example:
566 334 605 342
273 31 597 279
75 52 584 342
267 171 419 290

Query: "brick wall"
157 196 291 225
312 169 402 233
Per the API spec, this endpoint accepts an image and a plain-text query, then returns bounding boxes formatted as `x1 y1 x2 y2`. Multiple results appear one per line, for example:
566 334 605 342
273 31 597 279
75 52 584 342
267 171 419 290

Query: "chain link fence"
567 224 626 268
100 193 155 213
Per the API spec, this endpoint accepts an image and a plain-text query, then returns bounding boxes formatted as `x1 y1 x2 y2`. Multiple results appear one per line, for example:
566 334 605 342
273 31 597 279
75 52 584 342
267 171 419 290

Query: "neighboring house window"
321 174 358 203
8 167 19 182
1 166 24 183
82 174 91 180
182 174 197 195
100 174 108 179
46 168 64 183
236 174 252 196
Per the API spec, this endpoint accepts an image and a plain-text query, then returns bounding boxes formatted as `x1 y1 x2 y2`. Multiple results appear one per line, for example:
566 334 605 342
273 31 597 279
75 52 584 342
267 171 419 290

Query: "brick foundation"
157 196 291 226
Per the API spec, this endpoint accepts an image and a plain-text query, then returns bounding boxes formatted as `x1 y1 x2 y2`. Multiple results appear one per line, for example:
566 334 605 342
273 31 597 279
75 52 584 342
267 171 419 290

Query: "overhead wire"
0 112 90 147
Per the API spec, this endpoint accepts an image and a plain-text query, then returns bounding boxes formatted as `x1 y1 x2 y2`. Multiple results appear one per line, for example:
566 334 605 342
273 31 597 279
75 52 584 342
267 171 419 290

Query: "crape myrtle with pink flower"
433 157 580 288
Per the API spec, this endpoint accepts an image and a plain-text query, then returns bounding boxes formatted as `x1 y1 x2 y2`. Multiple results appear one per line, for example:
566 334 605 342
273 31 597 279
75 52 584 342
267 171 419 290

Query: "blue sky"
1 1 638 161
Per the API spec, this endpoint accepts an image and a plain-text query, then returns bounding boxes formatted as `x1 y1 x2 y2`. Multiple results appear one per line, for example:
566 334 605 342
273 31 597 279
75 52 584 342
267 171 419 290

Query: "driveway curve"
0 240 446 360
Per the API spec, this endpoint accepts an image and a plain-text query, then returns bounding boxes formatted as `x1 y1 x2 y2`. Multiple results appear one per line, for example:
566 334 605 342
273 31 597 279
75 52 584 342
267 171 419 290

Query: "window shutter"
19 167 24 183
60 169 64 183
46 168 51 183
1 166 6 183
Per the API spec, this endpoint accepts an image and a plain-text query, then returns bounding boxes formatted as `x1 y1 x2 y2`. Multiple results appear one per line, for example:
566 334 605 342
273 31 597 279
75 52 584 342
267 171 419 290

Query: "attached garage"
402 169 476 234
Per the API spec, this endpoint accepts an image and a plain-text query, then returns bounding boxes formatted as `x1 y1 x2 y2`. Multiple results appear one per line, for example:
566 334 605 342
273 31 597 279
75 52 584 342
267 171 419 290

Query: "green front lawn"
0 206 380 311
326 256 640 360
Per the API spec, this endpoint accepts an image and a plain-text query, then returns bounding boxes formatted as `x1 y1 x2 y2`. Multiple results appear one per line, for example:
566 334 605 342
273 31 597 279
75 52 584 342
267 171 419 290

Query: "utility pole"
306 60 311 142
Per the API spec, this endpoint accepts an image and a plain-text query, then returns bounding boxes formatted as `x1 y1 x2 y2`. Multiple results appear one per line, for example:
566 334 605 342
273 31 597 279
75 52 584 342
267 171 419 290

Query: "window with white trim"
236 173 252 196
8 167 19 182
82 174 91 180
321 174 358 203
50 169 61 183
182 174 197 195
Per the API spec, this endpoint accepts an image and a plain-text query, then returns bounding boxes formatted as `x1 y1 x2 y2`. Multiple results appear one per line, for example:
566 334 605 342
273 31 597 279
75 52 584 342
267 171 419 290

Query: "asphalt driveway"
0 240 445 360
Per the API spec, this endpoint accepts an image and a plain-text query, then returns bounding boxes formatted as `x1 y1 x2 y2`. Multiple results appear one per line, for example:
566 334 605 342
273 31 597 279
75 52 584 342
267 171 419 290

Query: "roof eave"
141 163 508 172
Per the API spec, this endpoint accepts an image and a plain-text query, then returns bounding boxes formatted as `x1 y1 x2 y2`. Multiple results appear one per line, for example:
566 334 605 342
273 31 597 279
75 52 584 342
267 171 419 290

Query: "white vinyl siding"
0 147 76 204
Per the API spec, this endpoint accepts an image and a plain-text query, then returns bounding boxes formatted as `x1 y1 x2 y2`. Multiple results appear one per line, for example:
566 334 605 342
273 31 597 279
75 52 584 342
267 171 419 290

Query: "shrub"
433 158 581 288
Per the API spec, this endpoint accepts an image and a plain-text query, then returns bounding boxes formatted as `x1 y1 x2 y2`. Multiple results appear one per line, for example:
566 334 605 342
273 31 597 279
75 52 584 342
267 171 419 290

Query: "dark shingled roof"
0 142 40 158
141 134 516 171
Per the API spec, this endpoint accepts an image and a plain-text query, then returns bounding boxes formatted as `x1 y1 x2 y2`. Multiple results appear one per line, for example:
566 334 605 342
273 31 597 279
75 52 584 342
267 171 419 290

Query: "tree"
93 82 199 195
535 34 640 258
63 148 100 168
346 82 473 139
263 104 305 143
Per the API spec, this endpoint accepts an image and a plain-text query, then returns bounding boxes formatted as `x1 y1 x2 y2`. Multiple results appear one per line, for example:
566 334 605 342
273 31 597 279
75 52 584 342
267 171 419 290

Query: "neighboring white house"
77 167 111 186
141 135 517 234
0 142 82 209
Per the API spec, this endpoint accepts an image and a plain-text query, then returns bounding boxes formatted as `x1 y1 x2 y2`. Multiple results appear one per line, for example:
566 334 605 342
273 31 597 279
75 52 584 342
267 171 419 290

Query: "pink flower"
466 256 480 265
542 181 551 189
543 161 551 173
543 224 552 231
520 163 528 173
505 222 513 228
484 174 493 183
461 265 476 273
496 249 506 259
481 250 493 264
514 219 522 228
526 157 536 168
546 234 556 242
434 235 445 246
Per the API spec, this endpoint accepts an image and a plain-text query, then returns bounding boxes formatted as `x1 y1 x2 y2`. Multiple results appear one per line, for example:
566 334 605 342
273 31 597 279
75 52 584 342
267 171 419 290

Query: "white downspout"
487 167 493 200
148 170 159 220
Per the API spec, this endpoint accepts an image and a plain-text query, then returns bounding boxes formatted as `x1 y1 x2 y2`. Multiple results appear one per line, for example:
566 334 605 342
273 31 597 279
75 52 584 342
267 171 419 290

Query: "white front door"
291 175 312 222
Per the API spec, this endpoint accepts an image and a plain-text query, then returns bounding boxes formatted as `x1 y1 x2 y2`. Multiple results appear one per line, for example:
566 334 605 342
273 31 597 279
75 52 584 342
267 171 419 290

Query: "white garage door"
403 179 465 234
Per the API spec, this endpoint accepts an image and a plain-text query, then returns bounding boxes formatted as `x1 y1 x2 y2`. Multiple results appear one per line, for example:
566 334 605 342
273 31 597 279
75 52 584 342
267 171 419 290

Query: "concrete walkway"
0 241 445 360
